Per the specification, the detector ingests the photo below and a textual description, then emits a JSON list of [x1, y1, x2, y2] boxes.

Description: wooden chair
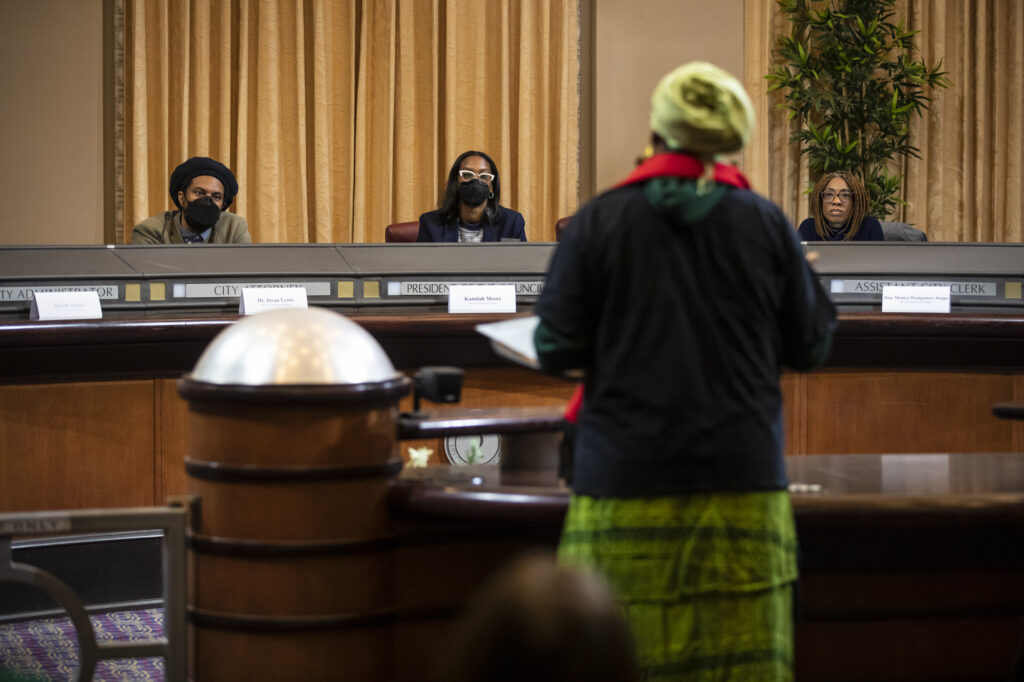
[[385, 221, 419, 243]]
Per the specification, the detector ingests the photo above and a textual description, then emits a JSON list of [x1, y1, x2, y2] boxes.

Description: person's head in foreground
[[441, 553, 640, 682]]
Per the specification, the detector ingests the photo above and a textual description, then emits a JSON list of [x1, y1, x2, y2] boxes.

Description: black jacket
[[536, 182, 836, 497], [416, 208, 526, 242]]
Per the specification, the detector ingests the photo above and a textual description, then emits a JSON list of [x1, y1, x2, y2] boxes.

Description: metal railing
[[0, 505, 187, 681]]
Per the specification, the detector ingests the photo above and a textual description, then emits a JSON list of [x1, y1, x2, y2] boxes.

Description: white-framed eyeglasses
[[822, 190, 852, 203], [458, 169, 495, 183]]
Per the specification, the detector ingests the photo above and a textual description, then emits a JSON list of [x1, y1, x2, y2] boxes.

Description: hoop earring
[[488, 191, 494, 199]]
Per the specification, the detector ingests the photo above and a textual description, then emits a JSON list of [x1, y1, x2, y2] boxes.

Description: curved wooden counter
[[390, 454, 1024, 682], [1, 311, 1023, 512], [3, 310, 1024, 382]]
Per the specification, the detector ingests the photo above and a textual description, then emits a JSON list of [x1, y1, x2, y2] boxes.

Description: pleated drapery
[[744, 0, 1023, 242], [125, 0, 580, 244]]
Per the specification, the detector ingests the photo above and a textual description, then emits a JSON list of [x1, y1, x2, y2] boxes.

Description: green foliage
[[464, 440, 483, 464], [765, 0, 950, 217]]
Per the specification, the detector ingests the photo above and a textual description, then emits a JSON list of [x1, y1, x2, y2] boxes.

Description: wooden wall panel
[[425, 367, 577, 410], [781, 373, 806, 455], [796, 617, 1022, 681], [804, 371, 1018, 455], [396, 367, 576, 466], [0, 381, 155, 511], [157, 378, 190, 502], [2, 366, 1021, 513]]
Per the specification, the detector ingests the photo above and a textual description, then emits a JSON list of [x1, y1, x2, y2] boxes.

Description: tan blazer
[[130, 210, 251, 244]]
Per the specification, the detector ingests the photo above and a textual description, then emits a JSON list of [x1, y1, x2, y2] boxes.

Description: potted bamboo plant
[[766, 0, 950, 218]]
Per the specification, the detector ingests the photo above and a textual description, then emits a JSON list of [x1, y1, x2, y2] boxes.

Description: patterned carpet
[[0, 608, 164, 681]]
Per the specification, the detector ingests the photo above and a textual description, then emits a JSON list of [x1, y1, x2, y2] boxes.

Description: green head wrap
[[649, 61, 754, 156]]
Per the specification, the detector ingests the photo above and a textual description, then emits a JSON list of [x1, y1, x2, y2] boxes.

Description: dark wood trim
[[994, 403, 1024, 421], [184, 457, 403, 483], [188, 533, 395, 557], [188, 605, 397, 632], [2, 311, 1024, 384], [188, 603, 459, 632], [177, 375, 411, 406], [388, 479, 570, 524], [397, 406, 566, 438], [830, 313, 1024, 370]]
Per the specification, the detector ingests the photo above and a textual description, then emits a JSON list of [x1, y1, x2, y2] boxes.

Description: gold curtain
[[744, 0, 1023, 242], [125, 0, 580, 244]]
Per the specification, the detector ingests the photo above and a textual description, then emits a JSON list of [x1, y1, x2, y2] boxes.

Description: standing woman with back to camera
[[535, 61, 837, 681], [417, 150, 527, 242]]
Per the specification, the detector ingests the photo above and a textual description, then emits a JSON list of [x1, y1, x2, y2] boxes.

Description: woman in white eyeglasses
[[417, 150, 527, 242], [797, 171, 884, 241]]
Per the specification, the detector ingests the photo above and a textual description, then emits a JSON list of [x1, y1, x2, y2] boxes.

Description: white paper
[[30, 291, 102, 321], [881, 285, 950, 313], [239, 287, 308, 315], [448, 284, 516, 314], [475, 316, 540, 369]]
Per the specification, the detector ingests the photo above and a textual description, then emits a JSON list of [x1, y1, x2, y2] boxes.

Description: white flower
[[407, 446, 433, 468]]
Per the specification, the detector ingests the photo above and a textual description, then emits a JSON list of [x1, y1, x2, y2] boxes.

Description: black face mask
[[458, 180, 490, 208], [183, 196, 221, 230]]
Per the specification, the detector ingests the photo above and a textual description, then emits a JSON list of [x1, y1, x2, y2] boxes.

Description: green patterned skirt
[[558, 492, 798, 681]]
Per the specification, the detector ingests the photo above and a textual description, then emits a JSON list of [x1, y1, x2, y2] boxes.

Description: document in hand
[[475, 315, 540, 370]]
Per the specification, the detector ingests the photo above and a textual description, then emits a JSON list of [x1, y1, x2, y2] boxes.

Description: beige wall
[[0, 0, 104, 245], [594, 0, 745, 194]]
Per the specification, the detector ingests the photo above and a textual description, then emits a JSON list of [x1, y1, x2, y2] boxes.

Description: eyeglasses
[[822, 190, 852, 203], [458, 169, 495, 183]]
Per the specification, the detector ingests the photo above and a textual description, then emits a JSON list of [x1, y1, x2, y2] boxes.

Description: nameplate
[[30, 291, 103, 321], [881, 285, 950, 313], [239, 287, 308, 315], [448, 284, 516, 314], [386, 280, 544, 297], [174, 281, 331, 299], [1, 285, 118, 302], [831, 278, 997, 297]]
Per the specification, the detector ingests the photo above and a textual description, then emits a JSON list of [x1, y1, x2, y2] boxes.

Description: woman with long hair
[[797, 171, 884, 241], [417, 151, 526, 242]]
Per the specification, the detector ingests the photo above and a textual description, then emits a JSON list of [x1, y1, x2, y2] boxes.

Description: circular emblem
[[444, 434, 501, 465]]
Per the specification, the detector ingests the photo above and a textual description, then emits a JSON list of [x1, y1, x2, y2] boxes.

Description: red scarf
[[616, 152, 750, 190]]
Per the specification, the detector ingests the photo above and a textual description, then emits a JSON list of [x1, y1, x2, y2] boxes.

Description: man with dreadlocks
[[797, 171, 884, 241], [534, 61, 836, 680]]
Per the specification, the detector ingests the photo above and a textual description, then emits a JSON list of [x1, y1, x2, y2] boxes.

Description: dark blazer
[[416, 208, 527, 242], [797, 216, 884, 241]]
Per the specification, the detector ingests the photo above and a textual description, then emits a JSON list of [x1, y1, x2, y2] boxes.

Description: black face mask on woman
[[458, 180, 490, 208], [183, 196, 221, 230]]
